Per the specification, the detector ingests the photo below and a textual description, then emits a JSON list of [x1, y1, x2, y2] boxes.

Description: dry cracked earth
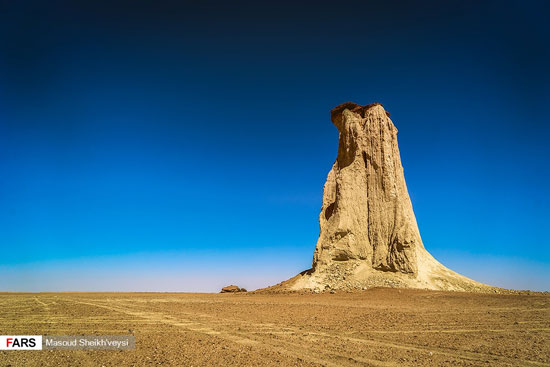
[[0, 289, 548, 366]]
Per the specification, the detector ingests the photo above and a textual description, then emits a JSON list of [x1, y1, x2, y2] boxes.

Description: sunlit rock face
[[313, 102, 420, 275]]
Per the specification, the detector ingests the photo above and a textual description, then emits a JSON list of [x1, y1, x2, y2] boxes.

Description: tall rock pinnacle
[[269, 102, 492, 292], [313, 102, 420, 274]]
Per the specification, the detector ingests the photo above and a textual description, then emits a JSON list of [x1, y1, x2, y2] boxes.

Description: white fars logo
[[0, 336, 42, 350]]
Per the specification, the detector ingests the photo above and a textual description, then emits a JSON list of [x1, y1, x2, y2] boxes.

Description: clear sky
[[1, 1, 549, 291]]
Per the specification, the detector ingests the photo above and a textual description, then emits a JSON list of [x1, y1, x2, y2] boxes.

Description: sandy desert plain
[[0, 288, 549, 367]]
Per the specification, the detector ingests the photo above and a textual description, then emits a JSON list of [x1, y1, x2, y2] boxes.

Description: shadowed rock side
[[265, 102, 494, 293]]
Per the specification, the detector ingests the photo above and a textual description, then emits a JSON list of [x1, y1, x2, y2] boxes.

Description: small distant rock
[[221, 285, 247, 293]]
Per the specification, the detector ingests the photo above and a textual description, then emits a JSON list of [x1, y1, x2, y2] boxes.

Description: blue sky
[[1, 1, 549, 291]]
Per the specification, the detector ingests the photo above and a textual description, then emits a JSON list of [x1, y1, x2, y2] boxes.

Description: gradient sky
[[1, 1, 549, 292]]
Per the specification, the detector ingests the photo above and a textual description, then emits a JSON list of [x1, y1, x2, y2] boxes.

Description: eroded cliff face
[[264, 102, 492, 293], [313, 102, 421, 275]]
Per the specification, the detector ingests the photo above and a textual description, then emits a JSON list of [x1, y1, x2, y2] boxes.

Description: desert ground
[[0, 289, 548, 367]]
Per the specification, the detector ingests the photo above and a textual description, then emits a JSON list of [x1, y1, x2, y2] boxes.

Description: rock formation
[[268, 102, 492, 292], [221, 285, 247, 293]]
